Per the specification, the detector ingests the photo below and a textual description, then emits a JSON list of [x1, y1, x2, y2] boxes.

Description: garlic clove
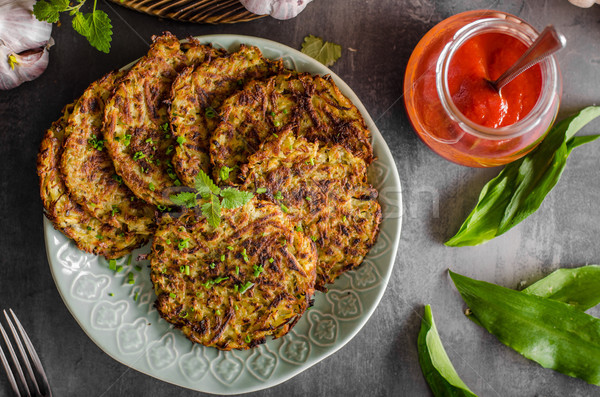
[[0, 40, 52, 90], [240, 0, 314, 20], [568, 0, 597, 7], [0, 0, 53, 90]]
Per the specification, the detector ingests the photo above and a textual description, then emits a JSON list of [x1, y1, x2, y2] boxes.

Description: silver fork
[[0, 309, 52, 397]]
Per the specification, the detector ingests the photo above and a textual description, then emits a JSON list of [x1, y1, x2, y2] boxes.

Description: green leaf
[[169, 191, 197, 208], [567, 134, 600, 153], [523, 265, 600, 311], [72, 12, 90, 37], [81, 10, 112, 53], [220, 188, 253, 210], [194, 169, 221, 197], [301, 35, 342, 67], [201, 194, 221, 228], [418, 305, 478, 397], [446, 107, 600, 246], [33, 0, 68, 23], [219, 166, 231, 181], [449, 270, 600, 385]]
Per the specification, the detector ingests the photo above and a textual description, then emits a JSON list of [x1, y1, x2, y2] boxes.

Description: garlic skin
[[0, 0, 53, 90], [568, 0, 599, 7], [240, 0, 314, 20]]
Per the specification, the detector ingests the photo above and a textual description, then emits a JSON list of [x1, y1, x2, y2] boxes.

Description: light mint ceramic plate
[[44, 34, 402, 395]]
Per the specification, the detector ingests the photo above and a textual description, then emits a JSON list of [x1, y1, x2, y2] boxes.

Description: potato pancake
[[38, 105, 148, 259], [241, 128, 381, 291], [210, 72, 374, 184], [104, 33, 225, 206], [150, 199, 317, 350], [60, 71, 156, 235], [169, 45, 283, 187]]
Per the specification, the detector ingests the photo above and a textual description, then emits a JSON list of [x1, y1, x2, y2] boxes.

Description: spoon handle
[[492, 25, 566, 91]]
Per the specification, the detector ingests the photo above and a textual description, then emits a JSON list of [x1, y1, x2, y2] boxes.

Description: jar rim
[[436, 16, 560, 140]]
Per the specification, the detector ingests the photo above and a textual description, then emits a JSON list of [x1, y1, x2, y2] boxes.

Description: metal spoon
[[487, 25, 566, 92]]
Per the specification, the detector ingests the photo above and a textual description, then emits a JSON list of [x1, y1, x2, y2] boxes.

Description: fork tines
[[0, 309, 52, 397]]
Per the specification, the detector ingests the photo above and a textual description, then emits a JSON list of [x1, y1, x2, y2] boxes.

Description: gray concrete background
[[1, 0, 600, 395]]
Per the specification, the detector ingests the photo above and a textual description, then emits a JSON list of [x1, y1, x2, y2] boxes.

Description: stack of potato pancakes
[[38, 32, 381, 350]]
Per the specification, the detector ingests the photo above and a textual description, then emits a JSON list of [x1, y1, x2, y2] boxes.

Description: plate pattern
[[45, 35, 402, 395]]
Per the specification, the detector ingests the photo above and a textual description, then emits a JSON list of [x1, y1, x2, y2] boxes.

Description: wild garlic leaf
[[220, 188, 253, 210], [450, 270, 600, 386], [446, 106, 600, 247], [522, 265, 600, 311], [201, 194, 221, 228], [170, 191, 197, 208], [194, 170, 221, 197], [418, 305, 478, 397], [82, 10, 112, 54], [301, 35, 342, 67]]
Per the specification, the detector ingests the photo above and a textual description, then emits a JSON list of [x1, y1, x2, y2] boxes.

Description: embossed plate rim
[[44, 34, 402, 395]]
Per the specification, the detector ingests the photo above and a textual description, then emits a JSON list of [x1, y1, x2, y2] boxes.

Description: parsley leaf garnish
[[201, 194, 222, 228], [33, 0, 113, 53], [220, 188, 254, 209], [194, 170, 221, 197], [169, 170, 253, 228], [169, 191, 197, 208], [301, 35, 342, 67]]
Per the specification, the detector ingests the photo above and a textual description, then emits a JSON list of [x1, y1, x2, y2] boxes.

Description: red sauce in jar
[[404, 11, 561, 168], [448, 33, 542, 128]]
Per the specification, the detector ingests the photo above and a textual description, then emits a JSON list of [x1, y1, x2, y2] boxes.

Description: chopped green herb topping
[[161, 122, 169, 132], [220, 254, 225, 262], [210, 262, 216, 269], [311, 236, 318, 242], [109, 259, 117, 271], [148, 182, 155, 191], [239, 282, 254, 294], [112, 174, 123, 185], [169, 292, 177, 299], [133, 151, 145, 161], [268, 258, 274, 263], [256, 187, 267, 194], [280, 204, 289, 213], [241, 248, 249, 262], [205, 107, 217, 119], [166, 145, 174, 155], [245, 335, 252, 343], [177, 136, 186, 147], [145, 137, 154, 144], [296, 225, 303, 232], [88, 134, 105, 151], [219, 166, 231, 181], [274, 191, 283, 200], [178, 238, 189, 251], [253, 264, 264, 277], [127, 272, 135, 284]]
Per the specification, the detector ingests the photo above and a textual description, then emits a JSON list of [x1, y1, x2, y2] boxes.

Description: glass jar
[[404, 10, 562, 167]]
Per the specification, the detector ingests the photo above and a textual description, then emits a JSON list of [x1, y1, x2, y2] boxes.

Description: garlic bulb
[[0, 0, 53, 90], [240, 0, 314, 20], [568, 0, 599, 7]]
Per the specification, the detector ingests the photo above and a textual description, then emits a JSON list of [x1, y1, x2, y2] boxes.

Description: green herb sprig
[[170, 170, 253, 228], [446, 107, 600, 247], [33, 0, 113, 53]]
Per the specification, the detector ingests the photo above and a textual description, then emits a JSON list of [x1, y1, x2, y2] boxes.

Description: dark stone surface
[[1, 0, 600, 395]]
